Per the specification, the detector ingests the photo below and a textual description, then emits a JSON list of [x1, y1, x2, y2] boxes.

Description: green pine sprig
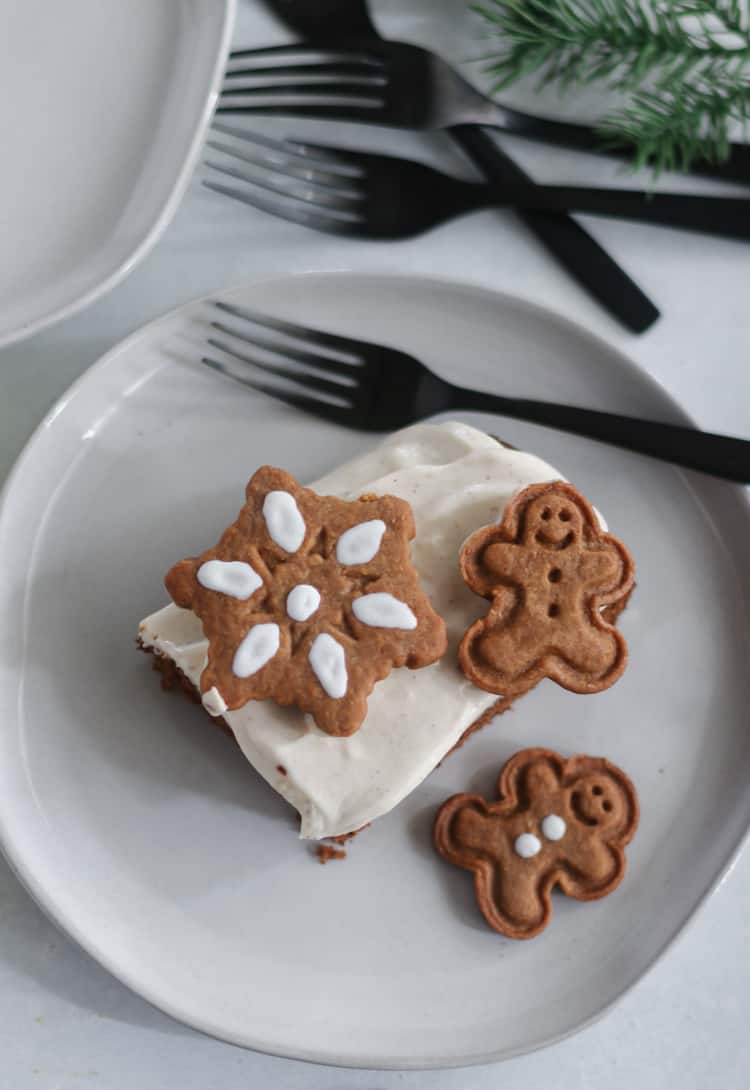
[[473, 0, 750, 174]]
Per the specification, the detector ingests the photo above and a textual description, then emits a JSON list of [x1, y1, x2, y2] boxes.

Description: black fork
[[203, 129, 750, 241], [221, 38, 750, 186], [229, 0, 660, 334], [261, 0, 378, 41], [202, 300, 750, 482]]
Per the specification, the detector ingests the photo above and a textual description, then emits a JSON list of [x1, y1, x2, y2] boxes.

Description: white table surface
[[1, 2, 749, 1086]]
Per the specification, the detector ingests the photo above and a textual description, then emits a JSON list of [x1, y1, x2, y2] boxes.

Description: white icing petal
[[287, 584, 321, 622], [352, 593, 417, 630], [514, 832, 541, 859], [336, 519, 386, 565], [541, 814, 566, 841], [263, 490, 306, 552], [197, 559, 262, 600], [309, 633, 348, 699], [202, 686, 228, 717], [232, 623, 280, 678]]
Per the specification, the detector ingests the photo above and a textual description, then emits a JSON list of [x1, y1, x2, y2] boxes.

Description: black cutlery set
[[200, 0, 750, 482]]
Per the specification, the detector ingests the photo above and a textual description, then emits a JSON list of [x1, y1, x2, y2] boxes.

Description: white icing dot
[[197, 559, 262, 600], [336, 519, 386, 565], [263, 491, 306, 552], [309, 633, 347, 699], [352, 593, 417, 630], [514, 832, 541, 859], [201, 686, 228, 717], [287, 583, 320, 622], [232, 623, 280, 678], [541, 814, 566, 841]]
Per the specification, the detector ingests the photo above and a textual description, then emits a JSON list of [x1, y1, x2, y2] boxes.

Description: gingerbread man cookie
[[165, 466, 447, 737], [434, 748, 639, 939], [459, 482, 634, 698]]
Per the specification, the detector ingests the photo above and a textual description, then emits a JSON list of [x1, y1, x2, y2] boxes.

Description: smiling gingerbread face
[[568, 770, 633, 834], [521, 490, 584, 548]]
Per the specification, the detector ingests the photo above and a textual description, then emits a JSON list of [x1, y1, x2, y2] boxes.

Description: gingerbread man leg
[[463, 614, 548, 695], [550, 621, 627, 692]]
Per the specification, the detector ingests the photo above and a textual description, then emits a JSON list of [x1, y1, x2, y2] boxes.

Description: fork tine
[[205, 131, 365, 194], [227, 45, 384, 68], [211, 121, 364, 175], [211, 300, 374, 359], [206, 138, 363, 195], [201, 177, 363, 236], [206, 336, 357, 397], [201, 356, 356, 427], [223, 63, 387, 86], [204, 156, 364, 211], [208, 320, 363, 378], [284, 140, 374, 174], [217, 99, 387, 121], [218, 83, 385, 110]]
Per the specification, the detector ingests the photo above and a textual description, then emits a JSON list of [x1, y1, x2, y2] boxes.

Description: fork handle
[[452, 126, 659, 333], [474, 103, 750, 186], [496, 185, 750, 241], [453, 389, 750, 481]]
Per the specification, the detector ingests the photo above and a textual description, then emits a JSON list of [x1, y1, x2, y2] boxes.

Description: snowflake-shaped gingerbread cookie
[[165, 466, 447, 736]]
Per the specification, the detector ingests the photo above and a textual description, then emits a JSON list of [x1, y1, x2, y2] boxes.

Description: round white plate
[[0, 0, 235, 349], [1, 273, 749, 1068]]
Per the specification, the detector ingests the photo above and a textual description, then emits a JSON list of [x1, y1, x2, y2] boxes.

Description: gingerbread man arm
[[477, 540, 534, 587], [577, 547, 622, 588], [578, 536, 634, 607], [497, 748, 562, 800], [460, 529, 530, 599]]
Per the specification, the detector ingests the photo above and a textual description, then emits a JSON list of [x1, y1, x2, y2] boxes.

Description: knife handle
[[451, 124, 660, 334]]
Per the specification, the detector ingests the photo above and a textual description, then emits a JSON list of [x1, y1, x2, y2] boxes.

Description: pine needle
[[474, 0, 750, 173]]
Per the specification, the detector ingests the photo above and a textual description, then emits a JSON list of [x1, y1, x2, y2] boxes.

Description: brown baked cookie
[[434, 747, 639, 939], [165, 466, 447, 736], [459, 482, 634, 698]]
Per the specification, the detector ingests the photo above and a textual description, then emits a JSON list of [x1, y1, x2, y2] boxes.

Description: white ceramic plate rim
[[0, 0, 236, 351], [1, 270, 748, 1069]]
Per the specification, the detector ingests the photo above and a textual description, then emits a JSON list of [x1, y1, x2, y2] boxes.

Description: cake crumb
[[316, 844, 347, 864], [330, 823, 370, 845]]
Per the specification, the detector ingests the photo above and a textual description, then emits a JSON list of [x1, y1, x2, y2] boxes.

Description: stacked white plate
[[0, 0, 234, 349]]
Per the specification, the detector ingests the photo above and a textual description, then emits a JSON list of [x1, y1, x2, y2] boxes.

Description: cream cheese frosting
[[138, 421, 571, 839]]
